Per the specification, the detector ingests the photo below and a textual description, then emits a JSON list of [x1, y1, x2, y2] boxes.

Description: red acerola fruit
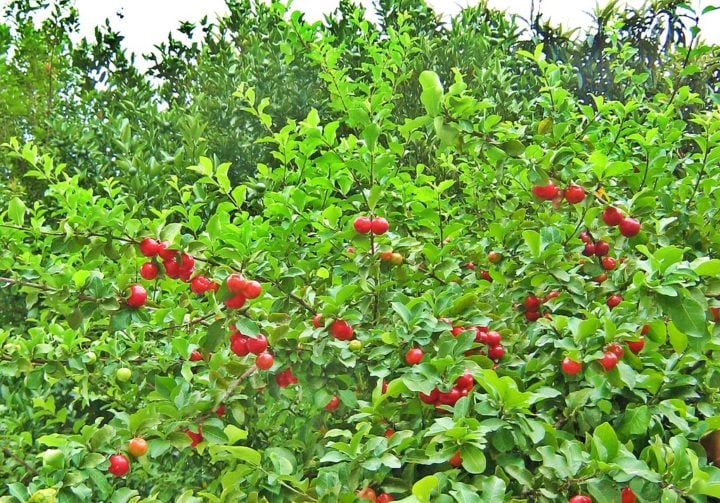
[[621, 487, 636, 503], [371, 217, 389, 235], [711, 307, 720, 322], [353, 216, 372, 234], [230, 336, 249, 357], [246, 334, 268, 355], [178, 253, 195, 272], [593, 273, 608, 284], [226, 273, 247, 294], [255, 352, 274, 370], [419, 388, 440, 404], [641, 324, 650, 335], [582, 243, 596, 256], [466, 262, 475, 270], [330, 319, 354, 341], [190, 275, 213, 294], [594, 240, 610, 257], [163, 258, 181, 278], [127, 284, 147, 308], [189, 350, 203, 362], [384, 428, 394, 439], [224, 293, 247, 309], [543, 290, 561, 303], [488, 344, 505, 360], [532, 181, 559, 200], [524, 295, 541, 311], [157, 242, 176, 260], [627, 338, 645, 354], [569, 496, 592, 503], [312, 314, 323, 328], [601, 256, 617, 270], [561, 357, 582, 375], [485, 330, 502, 347], [275, 368, 298, 387], [619, 217, 641, 237], [599, 351, 619, 371], [381, 380, 388, 394], [607, 294, 623, 309], [455, 372, 474, 390], [525, 310, 541, 321], [606, 342, 625, 359], [579, 230, 592, 243], [357, 487, 376, 501], [405, 348, 424, 365], [108, 453, 130, 477], [487, 251, 501, 263], [602, 206, 624, 226], [138, 238, 161, 257], [242, 280, 262, 299], [565, 184, 585, 204], [216, 404, 225, 417], [140, 262, 159, 280], [449, 450, 463, 467], [325, 395, 340, 411], [480, 269, 493, 282], [376, 494, 394, 503], [185, 427, 203, 448]]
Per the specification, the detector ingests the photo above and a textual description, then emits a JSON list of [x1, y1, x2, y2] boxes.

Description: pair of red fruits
[[353, 216, 389, 235]]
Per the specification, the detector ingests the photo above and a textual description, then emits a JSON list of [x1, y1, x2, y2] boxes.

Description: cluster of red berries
[[419, 371, 474, 407], [358, 487, 394, 502], [139, 238, 215, 287], [353, 216, 389, 235], [520, 291, 559, 322], [533, 181, 585, 204], [602, 206, 640, 237], [229, 326, 274, 370], [446, 322, 506, 362], [275, 368, 298, 388], [569, 486, 635, 503], [562, 326, 646, 376]]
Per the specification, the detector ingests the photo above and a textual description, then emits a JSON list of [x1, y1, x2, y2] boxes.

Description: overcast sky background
[[3, 0, 719, 59]]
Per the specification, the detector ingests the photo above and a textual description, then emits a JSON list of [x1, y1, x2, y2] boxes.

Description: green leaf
[[523, 230, 541, 258], [202, 425, 228, 444], [391, 302, 412, 325], [368, 185, 382, 211], [419, 71, 443, 117], [233, 317, 260, 336], [224, 425, 248, 445], [461, 444, 487, 474], [659, 293, 708, 342], [203, 319, 225, 352], [692, 258, 720, 277], [499, 140, 525, 157], [8, 197, 26, 225], [591, 422, 619, 462], [412, 475, 439, 503], [618, 405, 650, 437]]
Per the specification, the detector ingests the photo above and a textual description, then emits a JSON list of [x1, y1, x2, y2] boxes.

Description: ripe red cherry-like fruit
[[384, 428, 394, 439], [189, 350, 203, 362], [405, 348, 424, 365], [602, 206, 623, 226], [711, 307, 720, 322], [190, 275, 213, 294], [543, 290, 561, 302], [619, 217, 641, 237], [485, 331, 502, 347], [455, 372, 474, 390], [357, 487, 376, 501], [376, 494, 394, 503], [480, 270, 493, 282], [226, 274, 247, 294], [330, 319, 354, 340], [561, 357, 582, 375], [108, 453, 130, 477], [419, 387, 440, 404], [524, 295, 541, 311], [127, 284, 147, 308], [325, 395, 340, 411], [594, 273, 608, 284], [353, 216, 372, 234], [164, 258, 181, 278], [157, 242, 176, 261], [599, 351, 619, 371], [466, 262, 475, 270], [242, 280, 262, 299], [532, 181, 559, 200], [594, 240, 610, 257], [371, 217, 390, 235], [601, 256, 617, 270], [246, 334, 268, 354], [312, 314, 323, 328], [579, 230, 592, 243], [525, 310, 541, 321], [255, 352, 274, 370], [139, 238, 161, 257], [140, 262, 159, 280], [488, 344, 505, 360], [487, 251, 501, 263], [582, 243, 596, 256], [621, 487, 636, 503], [641, 324, 650, 335], [224, 293, 247, 309], [627, 338, 645, 354], [230, 336, 249, 356], [606, 342, 625, 359], [607, 294, 623, 309], [128, 438, 148, 457], [449, 450, 463, 467], [216, 404, 225, 417], [565, 184, 585, 204], [569, 496, 592, 503]]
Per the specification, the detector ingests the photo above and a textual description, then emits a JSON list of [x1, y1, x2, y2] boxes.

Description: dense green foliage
[[2, 0, 720, 502]]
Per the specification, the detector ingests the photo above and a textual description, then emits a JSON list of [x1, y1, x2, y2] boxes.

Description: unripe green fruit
[[116, 367, 131, 382], [86, 351, 96, 364], [349, 340, 363, 351], [41, 449, 64, 469]]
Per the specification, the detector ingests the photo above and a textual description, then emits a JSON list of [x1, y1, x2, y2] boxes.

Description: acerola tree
[[2, 1, 720, 502]]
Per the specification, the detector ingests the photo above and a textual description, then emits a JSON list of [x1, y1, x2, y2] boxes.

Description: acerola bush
[[2, 1, 720, 502]]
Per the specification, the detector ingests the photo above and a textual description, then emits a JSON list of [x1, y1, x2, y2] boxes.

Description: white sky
[[3, 0, 719, 59]]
